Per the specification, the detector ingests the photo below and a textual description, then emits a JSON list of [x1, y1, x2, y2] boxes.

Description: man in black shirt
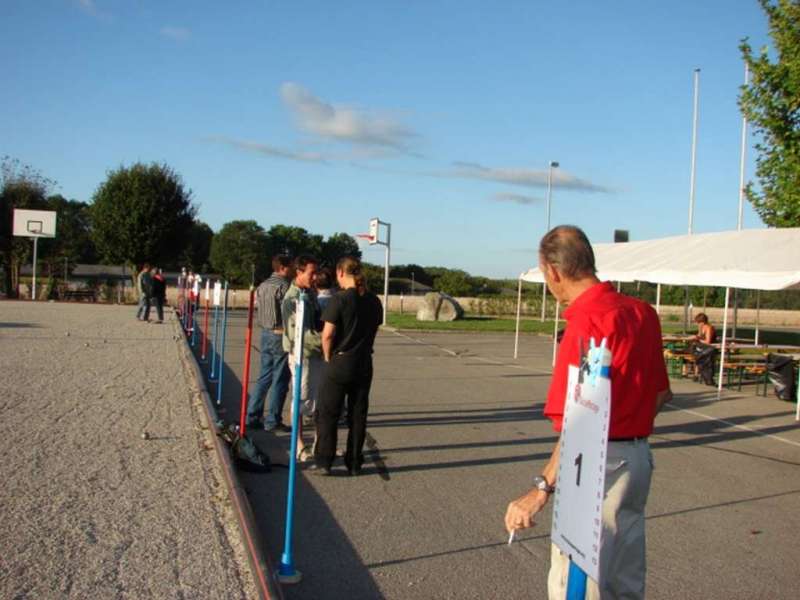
[[315, 257, 382, 475]]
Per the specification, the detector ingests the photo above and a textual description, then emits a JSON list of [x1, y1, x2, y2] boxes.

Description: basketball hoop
[[356, 233, 376, 244]]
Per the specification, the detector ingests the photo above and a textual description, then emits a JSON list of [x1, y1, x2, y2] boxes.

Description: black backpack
[[217, 422, 271, 472]]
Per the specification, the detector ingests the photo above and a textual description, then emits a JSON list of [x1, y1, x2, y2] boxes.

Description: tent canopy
[[519, 228, 800, 291]]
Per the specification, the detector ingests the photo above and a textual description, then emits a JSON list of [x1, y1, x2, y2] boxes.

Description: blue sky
[[1, 1, 771, 277]]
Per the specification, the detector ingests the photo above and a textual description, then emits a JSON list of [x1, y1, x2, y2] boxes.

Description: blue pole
[[216, 282, 229, 406], [209, 297, 221, 381], [181, 278, 187, 331], [279, 293, 306, 584], [566, 561, 587, 600]]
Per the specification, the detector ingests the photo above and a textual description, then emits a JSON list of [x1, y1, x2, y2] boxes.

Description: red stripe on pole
[[239, 288, 256, 435]]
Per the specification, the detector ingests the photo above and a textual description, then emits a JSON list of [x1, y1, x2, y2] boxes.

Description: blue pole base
[[567, 561, 588, 600], [278, 561, 302, 584]]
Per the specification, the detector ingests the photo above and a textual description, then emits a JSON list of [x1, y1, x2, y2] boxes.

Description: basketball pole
[[31, 237, 38, 301]]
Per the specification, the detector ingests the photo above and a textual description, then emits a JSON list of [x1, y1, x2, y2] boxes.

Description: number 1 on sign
[[574, 453, 583, 487]]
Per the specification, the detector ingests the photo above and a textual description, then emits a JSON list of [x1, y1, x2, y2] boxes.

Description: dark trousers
[[151, 296, 164, 321], [315, 364, 373, 471]]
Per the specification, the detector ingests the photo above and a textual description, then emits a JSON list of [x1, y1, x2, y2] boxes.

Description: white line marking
[[666, 404, 800, 449]]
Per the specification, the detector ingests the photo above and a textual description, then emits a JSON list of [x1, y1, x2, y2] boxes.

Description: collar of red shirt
[[562, 281, 614, 321]]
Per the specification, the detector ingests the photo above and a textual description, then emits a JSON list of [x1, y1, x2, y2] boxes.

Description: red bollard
[[239, 287, 256, 435]]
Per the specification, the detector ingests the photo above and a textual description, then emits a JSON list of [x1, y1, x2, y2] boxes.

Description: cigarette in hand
[[508, 529, 516, 545]]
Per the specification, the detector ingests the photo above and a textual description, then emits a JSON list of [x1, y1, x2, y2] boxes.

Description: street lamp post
[[541, 160, 559, 322]]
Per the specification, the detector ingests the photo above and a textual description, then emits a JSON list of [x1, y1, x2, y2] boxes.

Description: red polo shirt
[[544, 282, 669, 438]]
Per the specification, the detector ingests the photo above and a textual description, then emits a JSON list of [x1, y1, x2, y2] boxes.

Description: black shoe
[[309, 464, 332, 476], [275, 423, 292, 433], [348, 466, 362, 477]]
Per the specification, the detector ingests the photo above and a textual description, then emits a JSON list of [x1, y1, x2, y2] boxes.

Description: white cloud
[[160, 26, 191, 42], [76, 0, 111, 20], [445, 161, 612, 193], [280, 82, 417, 152], [491, 192, 542, 205], [206, 136, 327, 164]]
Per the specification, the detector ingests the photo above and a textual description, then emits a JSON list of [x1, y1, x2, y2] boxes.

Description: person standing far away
[[314, 256, 383, 476], [135, 263, 152, 321], [281, 255, 323, 462], [246, 255, 294, 432], [150, 267, 166, 324], [504, 225, 672, 600]]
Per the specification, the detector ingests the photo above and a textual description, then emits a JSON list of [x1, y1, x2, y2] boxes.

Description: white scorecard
[[213, 281, 222, 307], [551, 341, 612, 583], [13, 209, 57, 238]]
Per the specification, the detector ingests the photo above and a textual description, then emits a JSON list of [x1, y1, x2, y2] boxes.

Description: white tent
[[514, 228, 800, 416]]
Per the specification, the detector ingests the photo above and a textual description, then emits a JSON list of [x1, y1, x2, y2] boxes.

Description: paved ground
[[197, 309, 800, 600], [1, 302, 256, 600]]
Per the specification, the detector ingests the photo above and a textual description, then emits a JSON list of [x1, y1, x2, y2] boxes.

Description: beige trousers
[[548, 439, 653, 600], [288, 354, 323, 418]]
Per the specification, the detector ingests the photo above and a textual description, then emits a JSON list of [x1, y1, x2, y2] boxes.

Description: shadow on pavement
[[190, 312, 384, 599]]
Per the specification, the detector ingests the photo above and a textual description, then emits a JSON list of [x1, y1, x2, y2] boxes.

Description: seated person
[[692, 313, 717, 345]]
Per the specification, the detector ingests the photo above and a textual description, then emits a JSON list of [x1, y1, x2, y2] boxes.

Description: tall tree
[[0, 157, 54, 296], [43, 195, 96, 270], [90, 162, 196, 270], [180, 221, 214, 272], [739, 0, 800, 226], [264, 224, 323, 259], [320, 232, 361, 267], [209, 220, 270, 285]]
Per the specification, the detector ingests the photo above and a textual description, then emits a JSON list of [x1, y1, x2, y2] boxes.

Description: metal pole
[[716, 287, 731, 400], [655, 283, 662, 316], [209, 289, 221, 381], [688, 68, 700, 235], [541, 161, 557, 322], [216, 282, 229, 406], [31, 237, 38, 300], [514, 278, 522, 359], [737, 62, 750, 231], [552, 301, 560, 367], [383, 222, 391, 326], [279, 293, 306, 584], [754, 290, 761, 346], [239, 287, 256, 436]]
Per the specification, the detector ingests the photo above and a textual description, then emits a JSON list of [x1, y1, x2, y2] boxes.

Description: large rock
[[416, 292, 464, 322]]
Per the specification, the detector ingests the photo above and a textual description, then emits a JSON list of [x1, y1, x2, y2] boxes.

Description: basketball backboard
[[368, 218, 379, 245], [13, 209, 57, 238]]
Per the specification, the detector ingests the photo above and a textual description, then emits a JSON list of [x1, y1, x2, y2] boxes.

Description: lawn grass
[[386, 313, 557, 334]]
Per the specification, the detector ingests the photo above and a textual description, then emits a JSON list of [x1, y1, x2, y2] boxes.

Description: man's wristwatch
[[533, 475, 555, 494]]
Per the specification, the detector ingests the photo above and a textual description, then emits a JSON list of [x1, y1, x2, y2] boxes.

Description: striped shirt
[[254, 273, 290, 330]]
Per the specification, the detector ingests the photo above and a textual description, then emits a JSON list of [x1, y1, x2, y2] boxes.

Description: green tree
[[209, 220, 269, 285], [434, 270, 473, 296], [43, 195, 96, 269], [320, 232, 361, 267], [180, 221, 214, 272], [264, 224, 323, 258], [739, 0, 800, 226], [0, 157, 54, 296], [90, 162, 196, 270]]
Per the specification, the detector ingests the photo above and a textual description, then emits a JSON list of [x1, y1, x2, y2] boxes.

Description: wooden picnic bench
[[62, 289, 97, 302]]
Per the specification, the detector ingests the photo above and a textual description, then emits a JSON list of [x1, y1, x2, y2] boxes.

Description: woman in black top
[[314, 256, 383, 475], [150, 268, 167, 323]]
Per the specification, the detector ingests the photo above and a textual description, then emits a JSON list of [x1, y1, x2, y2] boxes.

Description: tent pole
[[552, 302, 560, 367], [732, 289, 738, 340], [514, 278, 522, 359], [754, 290, 761, 346], [540, 282, 547, 322], [716, 287, 731, 401], [655, 283, 661, 316]]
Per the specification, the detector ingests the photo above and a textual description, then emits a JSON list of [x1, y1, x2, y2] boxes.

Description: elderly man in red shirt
[[505, 225, 672, 600]]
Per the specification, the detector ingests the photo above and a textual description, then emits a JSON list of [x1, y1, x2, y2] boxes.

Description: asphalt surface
[[194, 308, 800, 600]]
